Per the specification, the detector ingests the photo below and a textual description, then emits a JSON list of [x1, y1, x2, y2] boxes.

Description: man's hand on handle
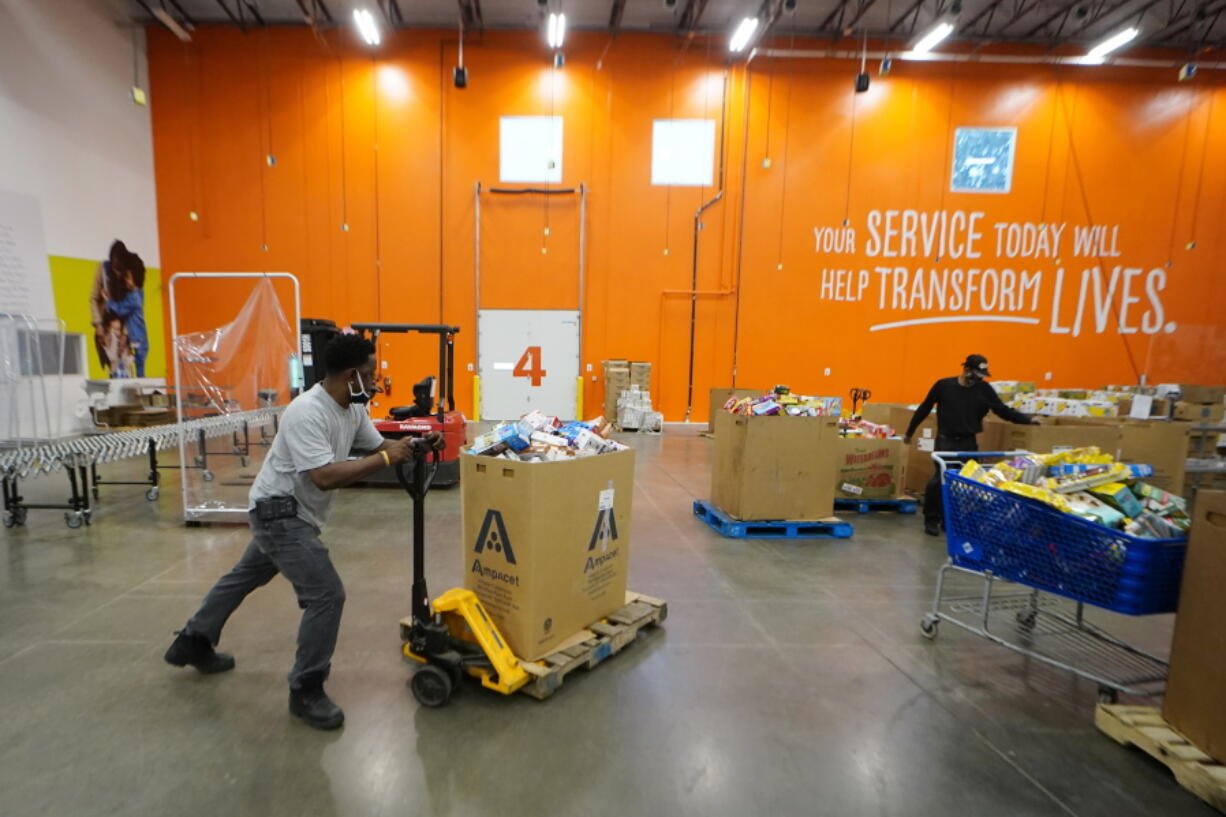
[[409, 431, 445, 455], [382, 437, 415, 465]]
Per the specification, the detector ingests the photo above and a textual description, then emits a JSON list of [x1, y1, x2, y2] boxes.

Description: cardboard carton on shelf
[[1163, 490, 1226, 763], [1173, 401, 1226, 423], [461, 448, 635, 661], [1177, 384, 1226, 405], [629, 361, 652, 390], [997, 420, 1122, 456], [711, 412, 838, 521]]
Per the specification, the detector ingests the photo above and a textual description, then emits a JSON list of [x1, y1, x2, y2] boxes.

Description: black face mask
[[348, 374, 375, 405]]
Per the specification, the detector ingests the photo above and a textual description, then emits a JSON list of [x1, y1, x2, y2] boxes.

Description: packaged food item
[[1066, 491, 1126, 527], [1133, 482, 1188, 513], [725, 391, 843, 417], [959, 460, 989, 483], [1090, 482, 1144, 517], [469, 413, 627, 461], [998, 481, 1072, 513], [954, 448, 1190, 539], [1046, 463, 1130, 494]]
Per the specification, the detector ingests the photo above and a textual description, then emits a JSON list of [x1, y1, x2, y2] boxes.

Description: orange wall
[[147, 27, 1226, 421]]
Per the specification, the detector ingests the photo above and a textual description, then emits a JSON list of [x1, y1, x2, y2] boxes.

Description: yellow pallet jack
[[396, 445, 529, 707]]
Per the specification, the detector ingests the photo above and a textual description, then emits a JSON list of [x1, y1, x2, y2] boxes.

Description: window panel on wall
[[499, 116, 563, 184], [651, 119, 715, 187]]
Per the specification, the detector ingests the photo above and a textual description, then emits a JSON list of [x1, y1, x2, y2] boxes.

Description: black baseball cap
[[963, 354, 991, 377]]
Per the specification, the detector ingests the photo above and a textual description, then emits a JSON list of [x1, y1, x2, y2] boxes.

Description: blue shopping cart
[[920, 451, 1189, 702]]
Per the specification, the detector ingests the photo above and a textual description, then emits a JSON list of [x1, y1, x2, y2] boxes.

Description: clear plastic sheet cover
[[173, 277, 296, 416]]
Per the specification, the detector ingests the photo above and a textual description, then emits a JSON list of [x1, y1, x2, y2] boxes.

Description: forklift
[[395, 442, 530, 707], [351, 323, 467, 488]]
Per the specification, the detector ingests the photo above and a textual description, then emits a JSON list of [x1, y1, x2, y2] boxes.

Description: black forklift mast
[[351, 323, 460, 423]]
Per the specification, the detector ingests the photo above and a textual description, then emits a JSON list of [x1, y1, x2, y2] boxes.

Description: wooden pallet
[[517, 592, 667, 700], [1096, 704, 1226, 814]]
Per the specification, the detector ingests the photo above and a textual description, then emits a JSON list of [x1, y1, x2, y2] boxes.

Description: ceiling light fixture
[[353, 8, 381, 46], [910, 21, 954, 55], [1079, 26, 1139, 65], [729, 17, 760, 53], [546, 12, 566, 49]]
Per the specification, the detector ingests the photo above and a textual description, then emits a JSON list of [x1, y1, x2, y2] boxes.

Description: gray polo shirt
[[249, 383, 384, 529]]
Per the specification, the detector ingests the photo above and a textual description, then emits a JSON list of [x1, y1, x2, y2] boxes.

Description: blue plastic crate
[[941, 473, 1187, 615]]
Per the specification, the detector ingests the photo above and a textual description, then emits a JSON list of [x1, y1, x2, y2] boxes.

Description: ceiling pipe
[[751, 46, 1226, 69]]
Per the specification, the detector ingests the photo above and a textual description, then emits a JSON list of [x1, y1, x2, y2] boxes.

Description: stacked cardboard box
[[602, 359, 651, 421], [1172, 383, 1226, 423]]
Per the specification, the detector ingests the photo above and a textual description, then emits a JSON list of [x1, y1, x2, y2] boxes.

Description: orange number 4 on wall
[[513, 346, 547, 387]]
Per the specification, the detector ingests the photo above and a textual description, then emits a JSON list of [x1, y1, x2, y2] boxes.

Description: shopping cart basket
[[920, 451, 1188, 701]]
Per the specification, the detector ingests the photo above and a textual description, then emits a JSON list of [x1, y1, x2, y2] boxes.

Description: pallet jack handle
[[395, 441, 441, 624]]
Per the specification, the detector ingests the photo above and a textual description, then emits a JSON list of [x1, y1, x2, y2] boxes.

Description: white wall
[[0, 0, 159, 266]]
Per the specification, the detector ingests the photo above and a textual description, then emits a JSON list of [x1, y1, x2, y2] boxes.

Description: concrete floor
[[0, 427, 1214, 817]]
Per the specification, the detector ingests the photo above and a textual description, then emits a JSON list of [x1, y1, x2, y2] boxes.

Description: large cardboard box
[[1173, 401, 1225, 423], [461, 449, 634, 661], [603, 364, 631, 418], [861, 403, 918, 436], [1163, 490, 1226, 763], [629, 362, 652, 390], [835, 438, 906, 499], [860, 404, 934, 495], [707, 387, 760, 432], [1188, 430, 1223, 458], [1056, 417, 1190, 494], [997, 421, 1122, 455], [711, 412, 838, 521], [1178, 384, 1226, 405]]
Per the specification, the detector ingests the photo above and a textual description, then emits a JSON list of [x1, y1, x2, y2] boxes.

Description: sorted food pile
[[468, 411, 629, 462], [958, 447, 1189, 539], [723, 387, 843, 418], [837, 417, 896, 439]]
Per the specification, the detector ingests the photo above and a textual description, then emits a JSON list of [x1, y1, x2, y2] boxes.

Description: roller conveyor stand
[[2, 407, 283, 529]]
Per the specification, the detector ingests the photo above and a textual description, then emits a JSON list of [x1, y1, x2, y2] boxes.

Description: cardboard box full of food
[[462, 449, 634, 661]]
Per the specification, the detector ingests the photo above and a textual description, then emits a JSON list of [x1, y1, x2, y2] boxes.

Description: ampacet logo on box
[[471, 509, 520, 586], [584, 505, 620, 574]]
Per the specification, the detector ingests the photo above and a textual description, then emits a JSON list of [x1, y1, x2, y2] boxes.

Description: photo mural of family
[[90, 240, 148, 378]]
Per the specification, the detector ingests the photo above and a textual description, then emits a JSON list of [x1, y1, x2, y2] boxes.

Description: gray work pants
[[184, 512, 345, 689]]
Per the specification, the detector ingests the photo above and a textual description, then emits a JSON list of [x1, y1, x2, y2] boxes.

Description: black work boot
[[163, 630, 235, 674], [923, 520, 942, 537], [289, 682, 345, 730]]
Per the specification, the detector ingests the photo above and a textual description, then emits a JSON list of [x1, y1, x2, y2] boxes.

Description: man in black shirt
[[904, 354, 1039, 536]]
